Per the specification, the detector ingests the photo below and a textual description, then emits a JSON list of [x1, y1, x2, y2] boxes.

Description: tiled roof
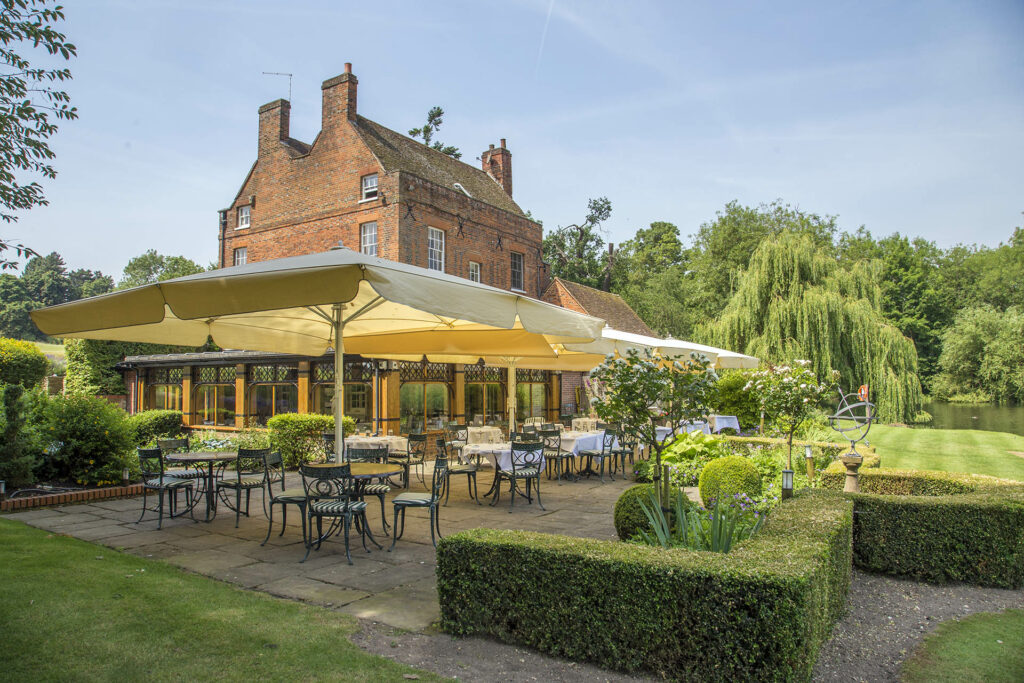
[[547, 278, 656, 337], [353, 116, 527, 218]]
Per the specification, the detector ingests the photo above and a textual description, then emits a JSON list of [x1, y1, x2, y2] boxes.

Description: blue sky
[[10, 0, 1024, 277]]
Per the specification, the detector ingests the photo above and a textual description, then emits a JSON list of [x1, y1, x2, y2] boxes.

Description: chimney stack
[[481, 138, 513, 197], [322, 63, 358, 128], [257, 99, 290, 157]]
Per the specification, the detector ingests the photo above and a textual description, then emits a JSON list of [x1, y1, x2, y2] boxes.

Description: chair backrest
[[137, 447, 164, 480], [407, 433, 428, 457], [299, 463, 354, 501], [522, 424, 538, 437], [452, 425, 468, 442], [510, 441, 544, 473], [596, 421, 609, 431], [600, 429, 618, 453], [539, 429, 561, 453], [235, 447, 270, 480], [430, 440, 449, 503], [262, 451, 285, 488], [347, 445, 387, 463], [524, 416, 543, 426], [541, 423, 555, 431], [157, 437, 189, 454]]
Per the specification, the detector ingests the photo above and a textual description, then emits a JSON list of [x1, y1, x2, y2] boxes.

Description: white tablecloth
[[709, 415, 741, 433], [344, 435, 408, 454], [571, 417, 600, 432], [466, 426, 504, 445], [559, 430, 619, 456], [681, 421, 711, 435], [461, 442, 545, 472]]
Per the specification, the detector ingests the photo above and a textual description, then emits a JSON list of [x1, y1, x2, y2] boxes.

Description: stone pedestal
[[841, 454, 864, 493]]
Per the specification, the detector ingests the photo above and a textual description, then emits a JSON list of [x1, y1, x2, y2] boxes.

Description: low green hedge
[[613, 484, 694, 541], [124, 410, 184, 447], [723, 434, 875, 457], [438, 490, 853, 681], [821, 467, 1024, 588], [266, 413, 356, 467], [699, 455, 762, 507]]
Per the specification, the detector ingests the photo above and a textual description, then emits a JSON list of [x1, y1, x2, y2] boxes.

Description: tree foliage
[[0, 0, 77, 268], [0, 335, 46, 386], [931, 306, 1024, 403], [703, 232, 923, 422], [408, 106, 461, 159], [542, 197, 613, 289], [118, 249, 205, 289]]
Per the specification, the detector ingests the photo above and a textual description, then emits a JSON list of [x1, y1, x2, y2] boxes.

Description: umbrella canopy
[[31, 248, 604, 458]]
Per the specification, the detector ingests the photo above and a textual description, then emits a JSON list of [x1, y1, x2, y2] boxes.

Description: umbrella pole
[[333, 305, 345, 463], [507, 358, 517, 436]]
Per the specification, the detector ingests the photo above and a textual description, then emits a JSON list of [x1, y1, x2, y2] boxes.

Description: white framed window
[[510, 251, 524, 291], [428, 227, 445, 272], [360, 221, 378, 256], [361, 174, 379, 201], [468, 261, 481, 283], [237, 205, 250, 229], [233, 247, 247, 266]]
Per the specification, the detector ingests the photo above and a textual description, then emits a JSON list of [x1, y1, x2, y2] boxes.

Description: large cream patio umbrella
[[30, 248, 604, 460]]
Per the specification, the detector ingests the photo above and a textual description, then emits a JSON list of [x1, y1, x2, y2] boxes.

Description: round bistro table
[[165, 451, 237, 522]]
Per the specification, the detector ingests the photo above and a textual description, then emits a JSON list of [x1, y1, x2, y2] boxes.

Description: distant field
[[30, 341, 64, 359], [869, 424, 1024, 481]]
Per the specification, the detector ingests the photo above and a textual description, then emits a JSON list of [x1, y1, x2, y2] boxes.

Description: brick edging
[[1, 484, 143, 512]]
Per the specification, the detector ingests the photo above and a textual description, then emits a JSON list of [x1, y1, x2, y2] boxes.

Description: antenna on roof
[[262, 71, 293, 102]]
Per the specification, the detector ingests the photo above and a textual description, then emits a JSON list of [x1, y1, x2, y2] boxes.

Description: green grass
[[31, 340, 65, 359], [869, 424, 1024, 481], [901, 610, 1024, 683], [0, 519, 437, 681]]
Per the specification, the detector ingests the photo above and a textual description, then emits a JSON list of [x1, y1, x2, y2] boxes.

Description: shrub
[[711, 369, 760, 429], [661, 431, 732, 486], [699, 455, 762, 507], [0, 338, 49, 388], [614, 483, 694, 541], [266, 413, 356, 467], [124, 410, 184, 447], [636, 490, 765, 552], [36, 394, 136, 486], [0, 384, 39, 487], [820, 467, 1024, 588], [438, 490, 853, 681]]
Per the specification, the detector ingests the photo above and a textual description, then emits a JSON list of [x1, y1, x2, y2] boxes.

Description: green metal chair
[[300, 463, 381, 564], [136, 447, 195, 530], [156, 437, 203, 480], [492, 440, 545, 512], [389, 446, 448, 550], [261, 451, 307, 546], [540, 428, 572, 482], [390, 433, 426, 489], [216, 447, 270, 528], [439, 438, 480, 506], [347, 445, 391, 534], [579, 429, 618, 482]]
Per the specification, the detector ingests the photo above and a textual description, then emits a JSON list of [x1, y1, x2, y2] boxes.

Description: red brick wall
[[541, 279, 586, 314]]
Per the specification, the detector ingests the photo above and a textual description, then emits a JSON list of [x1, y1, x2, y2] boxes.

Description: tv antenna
[[262, 71, 293, 102]]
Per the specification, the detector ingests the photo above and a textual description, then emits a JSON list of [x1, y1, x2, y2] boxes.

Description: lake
[[923, 401, 1024, 436]]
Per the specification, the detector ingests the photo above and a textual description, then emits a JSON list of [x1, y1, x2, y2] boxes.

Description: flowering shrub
[[745, 360, 837, 470], [659, 431, 732, 486], [36, 394, 136, 486]]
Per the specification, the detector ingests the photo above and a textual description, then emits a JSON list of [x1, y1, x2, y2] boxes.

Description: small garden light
[[805, 444, 814, 482], [781, 469, 794, 499]]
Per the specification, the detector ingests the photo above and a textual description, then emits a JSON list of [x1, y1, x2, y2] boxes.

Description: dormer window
[[237, 205, 250, 229], [361, 173, 378, 201]]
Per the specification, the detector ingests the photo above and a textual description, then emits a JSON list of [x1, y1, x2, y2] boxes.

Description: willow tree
[[702, 232, 923, 422]]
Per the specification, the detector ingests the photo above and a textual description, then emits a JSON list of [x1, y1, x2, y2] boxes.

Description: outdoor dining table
[[304, 461, 405, 491], [709, 415, 741, 434], [571, 417, 600, 432], [466, 426, 504, 445], [344, 435, 409, 454], [461, 441, 547, 501], [164, 451, 237, 522]]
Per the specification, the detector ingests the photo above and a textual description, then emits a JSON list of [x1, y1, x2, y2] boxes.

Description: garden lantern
[[781, 469, 794, 499]]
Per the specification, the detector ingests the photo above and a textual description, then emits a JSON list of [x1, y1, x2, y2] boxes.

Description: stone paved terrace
[[5, 466, 636, 632]]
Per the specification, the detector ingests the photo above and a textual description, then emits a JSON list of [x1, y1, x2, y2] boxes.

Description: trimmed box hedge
[[820, 466, 1024, 588], [438, 490, 852, 681], [723, 434, 876, 457]]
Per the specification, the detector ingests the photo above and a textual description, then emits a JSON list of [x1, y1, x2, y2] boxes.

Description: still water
[[923, 401, 1024, 437]]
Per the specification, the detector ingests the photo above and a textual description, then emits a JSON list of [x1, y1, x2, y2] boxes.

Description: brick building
[[122, 65, 650, 434]]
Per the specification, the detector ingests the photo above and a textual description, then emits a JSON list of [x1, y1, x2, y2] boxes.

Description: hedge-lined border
[[0, 484, 143, 512], [438, 490, 852, 681], [723, 434, 876, 455], [820, 467, 1024, 588]]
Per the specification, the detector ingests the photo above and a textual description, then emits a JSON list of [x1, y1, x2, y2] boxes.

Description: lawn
[[901, 609, 1024, 683], [869, 424, 1024, 481], [0, 519, 436, 681], [31, 340, 65, 359]]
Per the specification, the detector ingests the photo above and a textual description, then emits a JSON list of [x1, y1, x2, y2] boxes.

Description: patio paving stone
[[258, 575, 370, 607], [165, 548, 260, 574]]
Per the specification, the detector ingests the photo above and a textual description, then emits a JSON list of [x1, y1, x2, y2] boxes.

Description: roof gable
[[543, 277, 656, 337], [352, 116, 526, 218]]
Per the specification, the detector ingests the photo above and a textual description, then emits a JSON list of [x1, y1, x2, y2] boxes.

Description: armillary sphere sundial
[[828, 387, 875, 492]]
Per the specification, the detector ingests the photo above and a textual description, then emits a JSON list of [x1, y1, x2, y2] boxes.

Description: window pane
[[465, 383, 483, 423], [195, 385, 235, 426], [532, 383, 546, 417], [275, 384, 298, 416], [344, 383, 371, 422], [428, 228, 444, 271], [360, 222, 377, 256], [485, 383, 503, 422], [238, 206, 250, 228], [314, 385, 334, 415], [469, 261, 480, 283], [425, 383, 449, 430], [400, 383, 424, 433], [511, 252, 524, 290], [361, 174, 378, 199]]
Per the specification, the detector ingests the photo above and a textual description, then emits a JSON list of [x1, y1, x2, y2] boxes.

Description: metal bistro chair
[[156, 437, 203, 481], [390, 433, 426, 489], [390, 448, 448, 550], [578, 429, 618, 482], [136, 447, 196, 530], [322, 431, 337, 461], [613, 428, 639, 475], [347, 445, 391, 534], [439, 438, 480, 505], [261, 451, 308, 546], [216, 447, 271, 528], [540, 428, 572, 483], [492, 440, 545, 512], [446, 424, 468, 461], [300, 463, 381, 564]]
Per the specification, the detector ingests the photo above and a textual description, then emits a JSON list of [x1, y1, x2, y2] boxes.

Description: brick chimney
[[481, 138, 512, 197], [258, 99, 290, 156], [322, 62, 358, 129]]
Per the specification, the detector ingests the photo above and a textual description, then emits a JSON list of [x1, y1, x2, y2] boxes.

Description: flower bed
[[1, 483, 143, 512], [820, 466, 1024, 588], [437, 490, 852, 681]]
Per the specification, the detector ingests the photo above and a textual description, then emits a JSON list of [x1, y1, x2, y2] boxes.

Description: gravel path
[[352, 569, 1024, 682]]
